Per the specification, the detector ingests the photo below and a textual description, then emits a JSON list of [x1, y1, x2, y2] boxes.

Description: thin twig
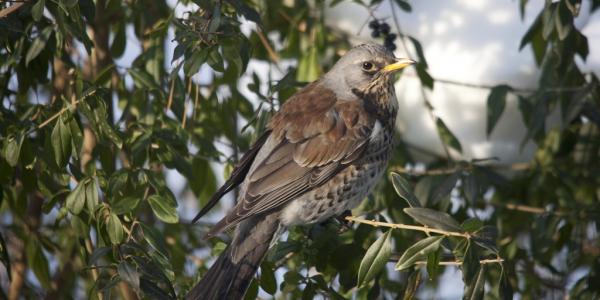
[[256, 28, 280, 64], [166, 78, 175, 112], [0, 1, 26, 18], [412, 257, 504, 266], [345, 216, 470, 239], [491, 202, 568, 216], [182, 78, 192, 128], [35, 101, 79, 130], [390, 161, 531, 176]]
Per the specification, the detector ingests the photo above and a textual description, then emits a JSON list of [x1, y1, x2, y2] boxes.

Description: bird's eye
[[361, 61, 374, 71]]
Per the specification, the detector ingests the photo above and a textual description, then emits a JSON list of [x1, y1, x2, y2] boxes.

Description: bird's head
[[323, 43, 415, 99]]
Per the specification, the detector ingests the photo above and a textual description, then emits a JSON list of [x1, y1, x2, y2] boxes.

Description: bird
[[186, 43, 415, 300]]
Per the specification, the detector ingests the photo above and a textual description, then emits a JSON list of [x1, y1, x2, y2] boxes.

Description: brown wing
[[206, 82, 374, 237], [191, 130, 271, 224]]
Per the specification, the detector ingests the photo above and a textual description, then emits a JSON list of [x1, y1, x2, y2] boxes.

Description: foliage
[[1, 0, 599, 299]]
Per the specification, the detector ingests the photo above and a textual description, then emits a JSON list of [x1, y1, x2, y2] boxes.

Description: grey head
[[322, 43, 415, 100]]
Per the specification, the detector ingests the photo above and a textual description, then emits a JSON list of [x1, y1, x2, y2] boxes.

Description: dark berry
[[386, 43, 397, 51], [371, 30, 380, 38], [386, 33, 397, 41], [379, 23, 390, 35], [368, 20, 379, 29]]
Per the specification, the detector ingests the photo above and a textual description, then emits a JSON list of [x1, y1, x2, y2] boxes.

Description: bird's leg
[[335, 210, 353, 233]]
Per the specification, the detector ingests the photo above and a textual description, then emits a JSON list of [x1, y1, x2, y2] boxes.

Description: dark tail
[[185, 214, 280, 300]]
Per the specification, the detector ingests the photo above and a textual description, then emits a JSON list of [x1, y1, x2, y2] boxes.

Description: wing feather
[[206, 82, 375, 237]]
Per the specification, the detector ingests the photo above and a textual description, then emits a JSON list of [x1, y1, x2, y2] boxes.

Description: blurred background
[[1, 0, 599, 299]]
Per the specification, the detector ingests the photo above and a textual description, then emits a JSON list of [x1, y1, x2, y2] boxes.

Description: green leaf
[[403, 207, 463, 232], [94, 64, 115, 86], [129, 68, 159, 90], [431, 172, 460, 204], [463, 174, 479, 205], [31, 0, 45, 21], [26, 27, 52, 66], [426, 247, 441, 280], [85, 180, 99, 212], [147, 195, 179, 224], [225, 0, 261, 24], [390, 172, 421, 207], [555, 1, 573, 40], [408, 37, 426, 67], [395, 236, 444, 270], [415, 64, 434, 89], [112, 197, 140, 215], [207, 48, 224, 72], [464, 264, 486, 300], [51, 115, 72, 168], [435, 118, 462, 153], [26, 239, 50, 288], [110, 22, 127, 58], [65, 180, 86, 214], [461, 218, 483, 233], [88, 246, 111, 265], [106, 212, 124, 244], [542, 4, 558, 40], [244, 279, 259, 300], [357, 230, 392, 286], [500, 269, 514, 300], [297, 46, 319, 82], [118, 261, 140, 290], [61, 0, 78, 7], [486, 85, 511, 137], [394, 0, 412, 12], [3, 132, 24, 167], [259, 262, 277, 295], [140, 223, 169, 257]]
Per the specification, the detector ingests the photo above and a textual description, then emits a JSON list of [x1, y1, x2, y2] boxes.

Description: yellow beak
[[382, 58, 416, 72]]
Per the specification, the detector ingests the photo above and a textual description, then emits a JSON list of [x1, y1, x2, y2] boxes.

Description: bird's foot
[[335, 210, 353, 233]]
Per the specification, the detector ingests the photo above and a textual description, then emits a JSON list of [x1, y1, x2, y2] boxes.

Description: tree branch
[[345, 216, 470, 239]]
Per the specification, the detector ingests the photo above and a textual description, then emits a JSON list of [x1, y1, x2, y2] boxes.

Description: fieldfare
[[186, 43, 415, 300]]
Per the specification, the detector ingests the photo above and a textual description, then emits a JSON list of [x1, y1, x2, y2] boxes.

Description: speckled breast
[[280, 125, 395, 226]]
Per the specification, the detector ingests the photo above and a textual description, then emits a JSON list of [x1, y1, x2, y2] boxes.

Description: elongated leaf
[[3, 132, 24, 167], [85, 180, 99, 212], [129, 68, 159, 90], [431, 172, 460, 204], [106, 212, 124, 244], [32, 0, 45, 21], [147, 195, 179, 224], [486, 85, 511, 137], [112, 197, 140, 215], [395, 236, 444, 270], [391, 172, 421, 207], [464, 264, 486, 300], [297, 47, 319, 82], [88, 246, 111, 265], [66, 180, 86, 214], [415, 64, 434, 89], [25, 27, 52, 66], [140, 223, 169, 257], [404, 207, 462, 232], [408, 37, 426, 67], [26, 239, 50, 288], [357, 230, 392, 286], [435, 118, 462, 153], [118, 261, 140, 290], [51, 115, 72, 167], [426, 247, 441, 280], [259, 262, 277, 295]]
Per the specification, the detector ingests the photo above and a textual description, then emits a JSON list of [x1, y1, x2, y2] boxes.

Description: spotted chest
[[280, 122, 395, 226]]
